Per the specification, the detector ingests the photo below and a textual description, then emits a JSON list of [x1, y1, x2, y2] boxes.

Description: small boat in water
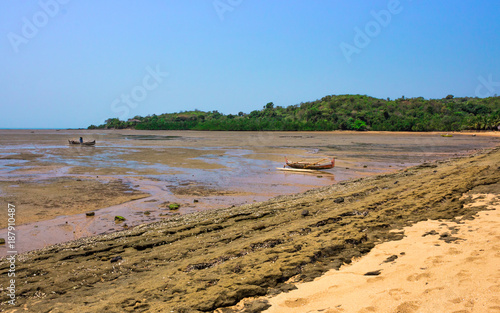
[[68, 140, 96, 146], [285, 157, 335, 170]]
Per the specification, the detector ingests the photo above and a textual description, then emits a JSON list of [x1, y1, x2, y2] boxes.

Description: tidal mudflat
[[0, 137, 498, 312], [0, 129, 498, 255]]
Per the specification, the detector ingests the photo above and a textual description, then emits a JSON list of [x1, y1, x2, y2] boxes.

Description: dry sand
[[262, 193, 500, 313]]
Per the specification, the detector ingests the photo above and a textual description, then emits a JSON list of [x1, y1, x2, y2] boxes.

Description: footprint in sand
[[427, 255, 446, 265], [284, 298, 309, 308], [447, 247, 462, 255], [487, 276, 499, 284], [456, 269, 471, 278], [465, 252, 483, 263], [422, 286, 445, 295], [406, 272, 431, 282], [488, 285, 500, 293], [388, 288, 410, 300], [449, 297, 464, 304], [394, 301, 420, 313], [450, 297, 479, 309]]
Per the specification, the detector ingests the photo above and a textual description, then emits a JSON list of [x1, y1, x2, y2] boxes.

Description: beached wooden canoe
[[285, 157, 335, 170], [68, 140, 96, 146], [276, 167, 334, 175]]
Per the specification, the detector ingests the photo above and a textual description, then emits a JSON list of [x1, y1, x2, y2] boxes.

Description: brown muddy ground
[[0, 178, 147, 229], [2, 130, 498, 255], [0, 146, 498, 312]]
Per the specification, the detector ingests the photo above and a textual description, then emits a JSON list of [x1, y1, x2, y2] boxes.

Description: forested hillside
[[89, 95, 500, 131]]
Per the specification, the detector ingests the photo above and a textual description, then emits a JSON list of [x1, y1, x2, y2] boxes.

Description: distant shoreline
[[2, 128, 499, 133], [0, 128, 78, 130]]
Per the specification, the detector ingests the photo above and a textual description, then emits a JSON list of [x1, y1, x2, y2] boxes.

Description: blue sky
[[1, 0, 499, 129]]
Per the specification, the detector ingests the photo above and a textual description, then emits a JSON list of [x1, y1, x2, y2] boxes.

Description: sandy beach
[[260, 194, 500, 313], [0, 133, 498, 312]]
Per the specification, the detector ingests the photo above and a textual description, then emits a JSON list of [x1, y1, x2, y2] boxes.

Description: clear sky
[[1, 0, 499, 129]]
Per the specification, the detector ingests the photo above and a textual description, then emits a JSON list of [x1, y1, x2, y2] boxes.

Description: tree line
[[89, 94, 500, 131]]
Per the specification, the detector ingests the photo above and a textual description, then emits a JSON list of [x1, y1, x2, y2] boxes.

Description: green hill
[[89, 94, 500, 131]]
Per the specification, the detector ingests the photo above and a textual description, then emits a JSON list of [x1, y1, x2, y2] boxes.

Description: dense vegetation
[[89, 95, 500, 131]]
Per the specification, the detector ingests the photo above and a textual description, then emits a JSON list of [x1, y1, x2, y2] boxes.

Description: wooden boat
[[276, 167, 334, 175], [68, 140, 96, 146], [285, 157, 335, 170], [441, 134, 453, 137]]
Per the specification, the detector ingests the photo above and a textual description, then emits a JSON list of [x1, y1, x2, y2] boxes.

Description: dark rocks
[[383, 255, 398, 263], [334, 197, 344, 203], [110, 256, 122, 263], [243, 299, 271, 312], [269, 283, 297, 296], [232, 264, 242, 273], [439, 232, 462, 243], [311, 217, 341, 227], [85, 212, 95, 217], [340, 210, 369, 217], [364, 269, 382, 276], [422, 230, 438, 237], [301, 210, 310, 217]]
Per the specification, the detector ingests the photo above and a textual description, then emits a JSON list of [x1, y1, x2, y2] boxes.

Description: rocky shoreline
[[1, 147, 499, 312]]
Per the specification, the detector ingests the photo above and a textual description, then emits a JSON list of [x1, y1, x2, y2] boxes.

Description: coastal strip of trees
[[89, 94, 500, 131]]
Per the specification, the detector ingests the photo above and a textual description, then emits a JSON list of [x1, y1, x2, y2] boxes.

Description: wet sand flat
[[0, 178, 148, 229], [0, 145, 498, 312], [0, 130, 499, 255]]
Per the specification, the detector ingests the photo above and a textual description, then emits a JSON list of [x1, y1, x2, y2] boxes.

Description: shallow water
[[0, 129, 499, 255]]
